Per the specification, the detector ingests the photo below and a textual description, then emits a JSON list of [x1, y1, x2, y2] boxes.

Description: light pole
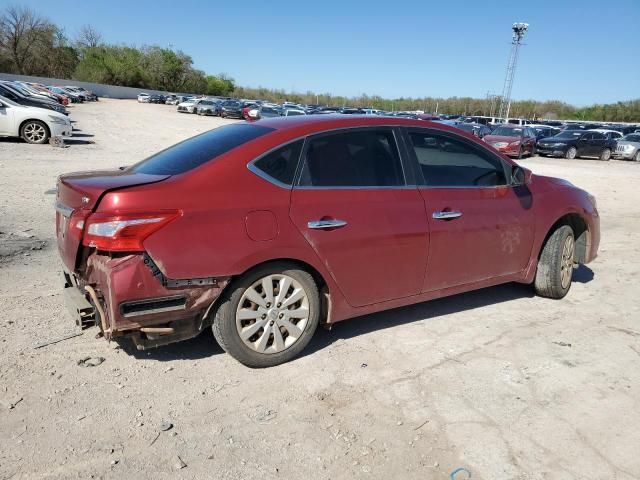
[[498, 22, 529, 121]]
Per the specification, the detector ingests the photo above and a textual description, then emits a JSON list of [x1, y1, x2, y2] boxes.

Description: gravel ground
[[1, 99, 639, 480]]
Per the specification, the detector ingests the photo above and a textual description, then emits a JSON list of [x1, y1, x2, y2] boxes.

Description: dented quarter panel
[[85, 253, 230, 335]]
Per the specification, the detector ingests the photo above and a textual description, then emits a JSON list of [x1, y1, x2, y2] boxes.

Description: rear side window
[[252, 140, 303, 186], [408, 130, 507, 187], [298, 129, 404, 187], [130, 124, 274, 175]]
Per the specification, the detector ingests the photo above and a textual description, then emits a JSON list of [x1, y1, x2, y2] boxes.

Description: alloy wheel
[[235, 274, 310, 354], [560, 235, 575, 289], [23, 123, 47, 143]]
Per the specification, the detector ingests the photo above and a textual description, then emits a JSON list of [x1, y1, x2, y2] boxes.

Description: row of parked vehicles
[[447, 118, 640, 162], [0, 80, 97, 144], [137, 92, 640, 162]]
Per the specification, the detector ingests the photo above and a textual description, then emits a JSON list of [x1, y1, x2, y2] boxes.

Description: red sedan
[[56, 116, 599, 367], [483, 124, 537, 157]]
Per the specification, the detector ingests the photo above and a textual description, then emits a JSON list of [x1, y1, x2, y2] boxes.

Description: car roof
[[256, 114, 459, 134]]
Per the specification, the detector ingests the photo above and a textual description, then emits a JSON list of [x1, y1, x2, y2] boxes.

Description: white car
[[177, 99, 199, 113], [0, 95, 72, 144], [137, 93, 151, 103]]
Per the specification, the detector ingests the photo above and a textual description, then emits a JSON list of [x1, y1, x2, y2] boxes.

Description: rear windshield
[[130, 124, 274, 175]]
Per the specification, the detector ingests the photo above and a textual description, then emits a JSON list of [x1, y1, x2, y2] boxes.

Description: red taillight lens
[[82, 211, 180, 252]]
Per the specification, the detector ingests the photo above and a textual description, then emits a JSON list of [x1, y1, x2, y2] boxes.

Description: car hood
[[617, 141, 640, 147], [484, 135, 521, 143]]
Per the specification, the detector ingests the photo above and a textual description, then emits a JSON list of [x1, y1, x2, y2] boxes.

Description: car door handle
[[308, 219, 348, 229], [432, 211, 463, 220]]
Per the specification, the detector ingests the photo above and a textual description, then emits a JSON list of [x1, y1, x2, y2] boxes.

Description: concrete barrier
[[0, 73, 190, 99]]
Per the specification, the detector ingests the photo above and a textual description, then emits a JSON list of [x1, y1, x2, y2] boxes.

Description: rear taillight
[[82, 211, 180, 252]]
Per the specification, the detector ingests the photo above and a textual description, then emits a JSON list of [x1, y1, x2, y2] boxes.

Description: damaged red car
[[56, 115, 600, 367]]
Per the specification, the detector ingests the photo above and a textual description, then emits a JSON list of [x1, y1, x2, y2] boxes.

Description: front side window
[[252, 140, 303, 186], [408, 130, 508, 187], [298, 129, 404, 187]]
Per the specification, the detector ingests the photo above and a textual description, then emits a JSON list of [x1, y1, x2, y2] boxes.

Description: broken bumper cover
[[63, 253, 230, 348]]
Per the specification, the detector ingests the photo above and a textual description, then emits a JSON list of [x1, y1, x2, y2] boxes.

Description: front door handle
[[308, 219, 348, 230], [432, 211, 463, 220]]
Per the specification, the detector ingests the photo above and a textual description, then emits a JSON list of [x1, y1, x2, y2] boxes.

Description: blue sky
[[3, 0, 639, 105]]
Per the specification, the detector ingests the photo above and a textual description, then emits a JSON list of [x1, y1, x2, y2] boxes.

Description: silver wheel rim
[[602, 149, 610, 160], [568, 148, 576, 159], [560, 235, 575, 289], [236, 274, 310, 354], [24, 123, 46, 143]]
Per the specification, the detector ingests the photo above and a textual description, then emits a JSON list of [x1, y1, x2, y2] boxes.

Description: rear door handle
[[432, 211, 463, 220], [308, 219, 348, 229]]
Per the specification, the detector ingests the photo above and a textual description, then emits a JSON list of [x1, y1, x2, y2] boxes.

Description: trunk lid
[[56, 170, 169, 271]]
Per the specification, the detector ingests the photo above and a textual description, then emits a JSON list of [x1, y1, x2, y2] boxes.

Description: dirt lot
[[1, 99, 639, 480]]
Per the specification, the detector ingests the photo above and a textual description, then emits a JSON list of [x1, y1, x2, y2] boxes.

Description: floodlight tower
[[497, 22, 528, 120]]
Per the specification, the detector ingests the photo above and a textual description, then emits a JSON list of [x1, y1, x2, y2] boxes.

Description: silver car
[[612, 133, 640, 161]]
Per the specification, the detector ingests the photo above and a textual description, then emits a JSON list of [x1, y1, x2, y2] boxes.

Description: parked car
[[49, 86, 83, 103], [537, 130, 616, 160], [246, 105, 281, 121], [65, 86, 97, 101], [0, 95, 72, 144], [0, 82, 67, 115], [137, 93, 151, 103], [220, 100, 243, 119], [283, 108, 306, 117], [149, 94, 166, 104], [242, 102, 259, 120], [612, 133, 640, 161], [177, 98, 200, 113], [453, 122, 492, 139], [28, 83, 69, 105], [588, 129, 623, 141], [164, 94, 179, 105], [528, 125, 560, 141], [196, 100, 221, 116], [483, 125, 537, 157], [56, 116, 599, 367]]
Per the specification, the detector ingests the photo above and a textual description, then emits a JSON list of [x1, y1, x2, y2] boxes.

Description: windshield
[[130, 124, 274, 175], [223, 101, 240, 107], [554, 131, 583, 139], [622, 134, 640, 142], [287, 110, 304, 116], [491, 127, 523, 137]]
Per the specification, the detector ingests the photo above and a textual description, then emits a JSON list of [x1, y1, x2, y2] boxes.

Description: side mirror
[[511, 166, 531, 186]]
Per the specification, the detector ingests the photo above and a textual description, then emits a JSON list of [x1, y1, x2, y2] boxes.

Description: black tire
[[600, 148, 611, 161], [534, 225, 575, 299], [565, 146, 577, 160], [634, 150, 640, 162], [212, 262, 321, 368], [20, 120, 50, 144], [530, 144, 536, 157]]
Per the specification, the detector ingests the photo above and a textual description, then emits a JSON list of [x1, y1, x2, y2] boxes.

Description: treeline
[[0, 5, 235, 95], [1, 5, 639, 122]]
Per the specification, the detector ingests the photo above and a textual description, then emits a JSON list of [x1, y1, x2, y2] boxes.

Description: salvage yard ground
[[1, 99, 639, 480]]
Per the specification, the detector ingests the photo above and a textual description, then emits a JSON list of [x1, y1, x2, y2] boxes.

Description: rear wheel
[[565, 147, 577, 159], [20, 120, 49, 144], [634, 150, 640, 162], [534, 225, 575, 299], [600, 148, 611, 161], [212, 263, 320, 368]]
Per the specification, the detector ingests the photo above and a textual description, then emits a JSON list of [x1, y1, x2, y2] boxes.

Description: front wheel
[[634, 150, 640, 162], [534, 225, 575, 299], [565, 146, 577, 159], [212, 263, 320, 368], [600, 148, 611, 161], [20, 120, 50, 144]]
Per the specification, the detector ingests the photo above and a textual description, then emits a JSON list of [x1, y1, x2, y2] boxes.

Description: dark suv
[[537, 131, 616, 160]]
